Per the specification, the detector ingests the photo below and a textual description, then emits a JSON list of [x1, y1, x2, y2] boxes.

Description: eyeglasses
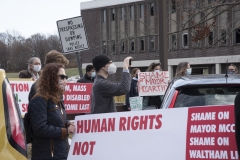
[[58, 74, 68, 80]]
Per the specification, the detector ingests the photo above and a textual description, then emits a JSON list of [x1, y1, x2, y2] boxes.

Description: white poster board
[[138, 71, 169, 96], [129, 97, 143, 111], [57, 16, 89, 54]]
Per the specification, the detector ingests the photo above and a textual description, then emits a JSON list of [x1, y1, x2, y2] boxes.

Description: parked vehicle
[[161, 74, 240, 109], [0, 69, 27, 160]]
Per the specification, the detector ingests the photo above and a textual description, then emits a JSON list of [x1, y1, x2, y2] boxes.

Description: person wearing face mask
[[28, 63, 75, 160], [77, 65, 95, 83], [175, 61, 192, 77], [228, 64, 238, 74], [126, 68, 141, 110], [142, 62, 163, 110], [91, 54, 132, 114], [19, 57, 42, 80]]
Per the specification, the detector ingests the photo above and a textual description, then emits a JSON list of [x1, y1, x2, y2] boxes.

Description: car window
[[174, 86, 240, 108]]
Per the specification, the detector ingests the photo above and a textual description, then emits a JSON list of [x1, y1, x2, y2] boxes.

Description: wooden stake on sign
[[76, 52, 83, 77]]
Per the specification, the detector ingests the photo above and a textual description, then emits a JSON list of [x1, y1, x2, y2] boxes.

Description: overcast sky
[[0, 0, 91, 38]]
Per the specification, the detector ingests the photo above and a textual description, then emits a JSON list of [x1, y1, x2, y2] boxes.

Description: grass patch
[[6, 68, 85, 78]]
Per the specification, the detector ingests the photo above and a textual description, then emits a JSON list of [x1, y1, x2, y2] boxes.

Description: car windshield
[[174, 86, 240, 108]]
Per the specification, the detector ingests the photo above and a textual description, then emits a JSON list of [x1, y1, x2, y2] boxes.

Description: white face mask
[[33, 65, 41, 72], [186, 68, 192, 76], [108, 63, 117, 74], [91, 71, 96, 78], [58, 80, 65, 91]]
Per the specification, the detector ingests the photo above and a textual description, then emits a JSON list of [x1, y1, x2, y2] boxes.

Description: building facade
[[80, 0, 240, 80]]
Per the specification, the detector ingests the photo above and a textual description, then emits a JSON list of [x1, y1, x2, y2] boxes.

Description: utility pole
[[159, 0, 168, 71]]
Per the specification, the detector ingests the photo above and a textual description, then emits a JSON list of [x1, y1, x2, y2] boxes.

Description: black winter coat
[[77, 74, 94, 83], [28, 97, 69, 160], [234, 92, 240, 155]]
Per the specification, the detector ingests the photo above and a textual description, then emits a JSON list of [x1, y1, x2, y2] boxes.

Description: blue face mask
[[186, 68, 192, 76], [228, 71, 235, 74], [91, 71, 96, 78]]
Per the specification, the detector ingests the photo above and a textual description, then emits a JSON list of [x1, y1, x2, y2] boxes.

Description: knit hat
[[92, 54, 111, 72]]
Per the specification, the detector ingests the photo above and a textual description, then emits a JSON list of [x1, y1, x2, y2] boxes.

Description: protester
[[19, 57, 41, 80], [126, 68, 141, 110], [28, 63, 75, 160], [77, 64, 95, 83], [175, 61, 191, 77], [28, 50, 69, 101], [142, 62, 162, 109], [228, 64, 238, 74], [234, 91, 240, 155], [91, 54, 132, 113]]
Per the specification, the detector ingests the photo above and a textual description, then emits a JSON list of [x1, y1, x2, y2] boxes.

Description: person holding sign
[[19, 57, 41, 80], [91, 54, 132, 113], [142, 62, 163, 110], [28, 63, 75, 160], [175, 62, 192, 77], [126, 68, 141, 110]]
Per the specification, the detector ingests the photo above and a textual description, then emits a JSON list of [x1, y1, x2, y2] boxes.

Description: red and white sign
[[68, 106, 238, 160], [9, 79, 34, 116], [63, 83, 92, 114], [138, 71, 169, 96], [9, 79, 93, 115]]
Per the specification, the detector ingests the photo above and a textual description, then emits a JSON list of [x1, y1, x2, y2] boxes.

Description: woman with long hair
[[142, 62, 163, 110], [28, 63, 75, 160], [175, 62, 191, 77]]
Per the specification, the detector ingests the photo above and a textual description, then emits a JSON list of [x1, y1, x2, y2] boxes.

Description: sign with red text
[[63, 83, 92, 114], [9, 79, 93, 116], [68, 105, 238, 160], [138, 71, 169, 96], [9, 79, 34, 116]]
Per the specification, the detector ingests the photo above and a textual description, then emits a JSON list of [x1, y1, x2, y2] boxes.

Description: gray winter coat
[[91, 72, 131, 113]]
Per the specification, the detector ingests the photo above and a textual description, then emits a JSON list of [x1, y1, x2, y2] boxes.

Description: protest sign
[[9, 78, 34, 116], [129, 97, 143, 111], [57, 16, 89, 54], [63, 83, 92, 114], [138, 71, 169, 96], [68, 105, 237, 160], [9, 79, 93, 115]]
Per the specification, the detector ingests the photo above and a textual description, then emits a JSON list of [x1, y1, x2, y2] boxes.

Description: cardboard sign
[[138, 71, 169, 96], [129, 97, 142, 111], [57, 16, 89, 54], [63, 83, 92, 114], [9, 79, 34, 116], [9, 79, 93, 115], [68, 105, 237, 160]]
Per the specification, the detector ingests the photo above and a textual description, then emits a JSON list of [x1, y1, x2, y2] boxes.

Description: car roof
[[171, 74, 240, 89]]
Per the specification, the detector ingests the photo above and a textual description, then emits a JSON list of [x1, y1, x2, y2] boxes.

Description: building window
[[111, 9, 115, 21], [130, 39, 135, 52], [102, 9, 106, 22], [121, 40, 125, 52], [149, 37, 155, 51], [120, 7, 124, 20], [208, 31, 213, 46], [220, 29, 227, 45], [102, 41, 106, 53], [140, 38, 145, 51], [139, 4, 144, 18], [112, 40, 115, 53], [150, 3, 154, 16], [172, 0, 176, 13], [182, 33, 188, 48], [171, 34, 177, 50], [130, 5, 134, 20], [235, 28, 240, 44]]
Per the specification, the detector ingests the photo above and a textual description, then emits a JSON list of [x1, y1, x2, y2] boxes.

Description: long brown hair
[[175, 62, 189, 77], [36, 63, 64, 104], [131, 68, 140, 77], [147, 62, 162, 72]]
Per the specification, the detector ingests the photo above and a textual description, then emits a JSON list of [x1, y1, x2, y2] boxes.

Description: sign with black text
[[57, 16, 89, 54]]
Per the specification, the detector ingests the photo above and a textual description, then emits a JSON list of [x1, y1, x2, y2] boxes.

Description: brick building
[[80, 0, 240, 79]]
